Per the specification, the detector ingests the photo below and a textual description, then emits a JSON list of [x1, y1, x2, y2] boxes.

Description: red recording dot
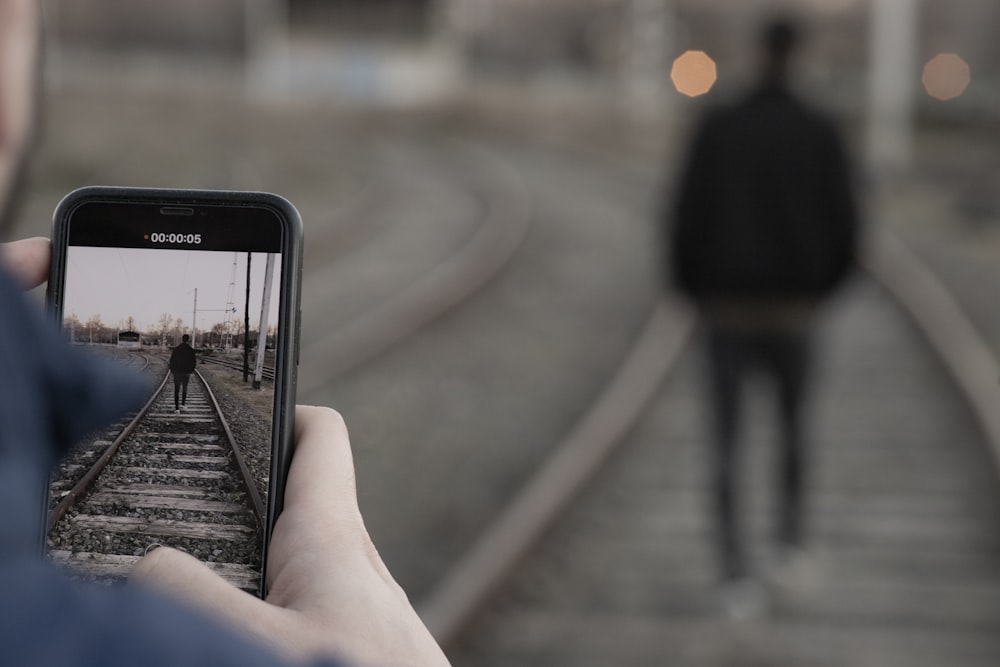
[[143, 234, 149, 240]]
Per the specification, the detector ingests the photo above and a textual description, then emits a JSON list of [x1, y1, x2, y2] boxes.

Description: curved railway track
[[418, 218, 1000, 655], [47, 365, 266, 594], [121, 350, 152, 372], [297, 140, 534, 391]]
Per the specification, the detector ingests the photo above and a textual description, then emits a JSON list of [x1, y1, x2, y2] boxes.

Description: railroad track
[[297, 139, 534, 392], [418, 221, 1000, 658], [47, 366, 266, 594], [198, 354, 275, 382], [121, 350, 152, 372], [82, 346, 152, 372]]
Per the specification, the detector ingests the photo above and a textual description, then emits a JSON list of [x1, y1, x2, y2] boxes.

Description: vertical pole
[[867, 0, 920, 174], [244, 253, 252, 382], [192, 288, 198, 348], [626, 0, 673, 117], [225, 252, 238, 351], [245, 0, 290, 96], [253, 254, 276, 390]]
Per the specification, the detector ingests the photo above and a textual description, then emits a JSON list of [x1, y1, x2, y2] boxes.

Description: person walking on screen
[[169, 334, 197, 413], [667, 16, 859, 617]]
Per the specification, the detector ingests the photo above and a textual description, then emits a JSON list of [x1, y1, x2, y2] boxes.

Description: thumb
[[0, 237, 50, 289], [129, 547, 288, 649]]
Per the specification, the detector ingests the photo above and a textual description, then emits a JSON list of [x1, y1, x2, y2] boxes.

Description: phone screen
[[46, 197, 295, 596]]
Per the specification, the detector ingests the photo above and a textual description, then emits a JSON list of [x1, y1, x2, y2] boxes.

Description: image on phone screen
[[46, 215, 287, 595]]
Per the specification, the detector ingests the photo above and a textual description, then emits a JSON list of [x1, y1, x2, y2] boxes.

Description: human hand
[[0, 236, 49, 289], [130, 406, 451, 667]]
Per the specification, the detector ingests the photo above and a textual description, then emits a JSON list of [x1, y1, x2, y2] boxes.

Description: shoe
[[718, 577, 770, 621]]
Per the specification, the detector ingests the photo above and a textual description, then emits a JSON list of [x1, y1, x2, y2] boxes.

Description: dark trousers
[[172, 373, 191, 410], [704, 324, 811, 580]]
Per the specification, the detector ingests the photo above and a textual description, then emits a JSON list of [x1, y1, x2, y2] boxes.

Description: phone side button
[[295, 308, 302, 366]]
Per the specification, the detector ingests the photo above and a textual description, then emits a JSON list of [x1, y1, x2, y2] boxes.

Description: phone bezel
[[46, 186, 303, 597]]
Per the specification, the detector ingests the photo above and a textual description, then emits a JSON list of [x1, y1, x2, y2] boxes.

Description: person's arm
[[0, 237, 451, 667]]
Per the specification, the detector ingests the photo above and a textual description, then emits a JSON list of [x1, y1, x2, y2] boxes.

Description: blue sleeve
[[0, 266, 152, 460], [0, 266, 153, 559], [1, 561, 345, 667]]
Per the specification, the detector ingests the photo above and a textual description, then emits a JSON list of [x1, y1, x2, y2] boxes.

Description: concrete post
[[625, 0, 673, 117], [867, 0, 920, 174], [245, 0, 290, 95], [252, 253, 275, 390]]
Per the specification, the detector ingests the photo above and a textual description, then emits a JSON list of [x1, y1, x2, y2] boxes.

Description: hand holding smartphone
[[45, 187, 302, 597]]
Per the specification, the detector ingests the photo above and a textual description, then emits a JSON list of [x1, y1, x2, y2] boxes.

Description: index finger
[[0, 236, 50, 289], [285, 405, 359, 519]]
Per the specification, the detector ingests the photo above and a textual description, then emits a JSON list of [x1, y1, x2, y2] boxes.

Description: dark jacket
[[670, 82, 859, 301], [169, 342, 197, 375]]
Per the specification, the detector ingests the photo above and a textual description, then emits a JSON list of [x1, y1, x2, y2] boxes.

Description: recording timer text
[[145, 233, 202, 244]]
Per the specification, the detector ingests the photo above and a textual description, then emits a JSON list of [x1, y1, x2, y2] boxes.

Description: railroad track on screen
[[47, 366, 266, 594], [198, 354, 275, 382]]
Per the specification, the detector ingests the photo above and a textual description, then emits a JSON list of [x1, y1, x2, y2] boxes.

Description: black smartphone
[[45, 186, 302, 598]]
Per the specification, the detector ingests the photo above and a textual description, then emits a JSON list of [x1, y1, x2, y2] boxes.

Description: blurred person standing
[[667, 16, 859, 616]]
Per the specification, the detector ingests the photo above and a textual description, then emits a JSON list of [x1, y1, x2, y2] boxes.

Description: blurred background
[[11, 0, 1000, 664]]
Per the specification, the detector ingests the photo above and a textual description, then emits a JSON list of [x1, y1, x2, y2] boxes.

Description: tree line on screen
[[63, 312, 276, 349]]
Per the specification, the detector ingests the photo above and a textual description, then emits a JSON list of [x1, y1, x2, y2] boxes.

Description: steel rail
[[199, 355, 274, 381], [418, 228, 1000, 650], [418, 296, 695, 646], [862, 228, 1000, 476], [298, 144, 534, 392], [47, 370, 169, 531], [195, 368, 265, 529]]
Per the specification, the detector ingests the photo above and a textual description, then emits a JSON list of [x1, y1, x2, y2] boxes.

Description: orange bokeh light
[[922, 53, 971, 101], [671, 50, 718, 98]]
